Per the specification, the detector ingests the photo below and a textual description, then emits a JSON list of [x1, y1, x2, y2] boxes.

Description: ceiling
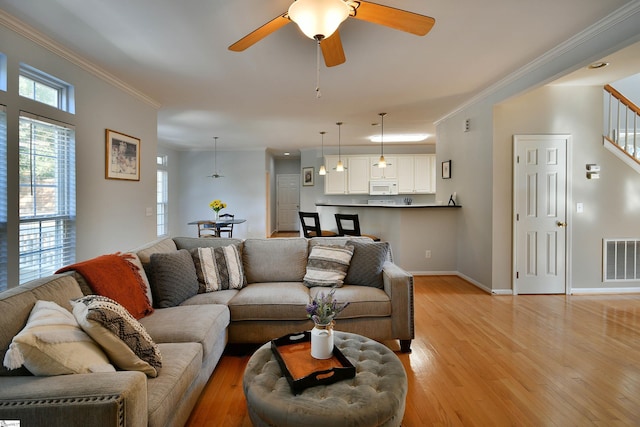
[[0, 0, 635, 155]]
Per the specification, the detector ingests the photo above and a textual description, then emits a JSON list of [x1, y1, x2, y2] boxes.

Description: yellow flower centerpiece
[[209, 199, 227, 220]]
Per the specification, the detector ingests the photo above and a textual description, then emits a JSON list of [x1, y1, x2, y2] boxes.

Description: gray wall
[[0, 21, 158, 285], [436, 6, 640, 292], [170, 148, 268, 239], [495, 84, 640, 290]]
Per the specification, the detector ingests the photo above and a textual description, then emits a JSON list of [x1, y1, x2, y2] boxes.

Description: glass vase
[[311, 321, 334, 359]]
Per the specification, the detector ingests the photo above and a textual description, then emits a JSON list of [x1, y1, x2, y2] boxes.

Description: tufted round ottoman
[[243, 331, 408, 427]]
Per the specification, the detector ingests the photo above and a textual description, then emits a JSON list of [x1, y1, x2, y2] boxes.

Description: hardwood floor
[[185, 275, 640, 426]]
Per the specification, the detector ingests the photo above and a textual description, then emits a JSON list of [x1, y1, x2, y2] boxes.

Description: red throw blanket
[[57, 253, 153, 319]]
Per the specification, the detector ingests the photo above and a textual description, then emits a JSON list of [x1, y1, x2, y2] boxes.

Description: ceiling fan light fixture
[[288, 0, 350, 40]]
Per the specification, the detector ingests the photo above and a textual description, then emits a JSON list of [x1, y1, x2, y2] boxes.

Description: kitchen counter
[[316, 202, 461, 208], [316, 203, 460, 273]]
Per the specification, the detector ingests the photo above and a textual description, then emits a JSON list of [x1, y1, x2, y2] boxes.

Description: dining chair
[[216, 213, 235, 238], [334, 213, 381, 241], [298, 211, 338, 238], [197, 221, 218, 238]]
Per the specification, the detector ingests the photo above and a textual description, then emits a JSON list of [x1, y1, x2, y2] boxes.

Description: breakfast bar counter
[[315, 202, 461, 273], [316, 202, 461, 209]]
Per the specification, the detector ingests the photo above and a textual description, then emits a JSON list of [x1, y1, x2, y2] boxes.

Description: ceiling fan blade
[[228, 13, 290, 51], [351, 1, 435, 36], [321, 31, 346, 67]]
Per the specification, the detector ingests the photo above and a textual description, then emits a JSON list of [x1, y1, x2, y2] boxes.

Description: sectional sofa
[[0, 236, 414, 427]]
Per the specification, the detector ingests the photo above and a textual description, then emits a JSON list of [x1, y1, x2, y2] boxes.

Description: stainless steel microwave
[[369, 180, 398, 195]]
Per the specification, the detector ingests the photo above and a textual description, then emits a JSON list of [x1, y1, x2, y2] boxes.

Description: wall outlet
[[425, 250, 432, 259]]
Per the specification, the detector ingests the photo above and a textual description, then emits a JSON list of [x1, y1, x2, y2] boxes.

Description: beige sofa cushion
[[242, 238, 308, 283], [229, 282, 311, 321], [309, 285, 391, 318], [139, 304, 229, 362]]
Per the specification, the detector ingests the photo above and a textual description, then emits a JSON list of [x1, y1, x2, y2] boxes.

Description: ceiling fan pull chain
[[316, 39, 322, 98]]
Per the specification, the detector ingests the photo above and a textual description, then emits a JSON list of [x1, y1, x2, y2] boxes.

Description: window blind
[[19, 112, 75, 284], [0, 105, 7, 290]]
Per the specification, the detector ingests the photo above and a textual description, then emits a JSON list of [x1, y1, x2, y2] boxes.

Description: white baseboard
[[571, 287, 640, 294]]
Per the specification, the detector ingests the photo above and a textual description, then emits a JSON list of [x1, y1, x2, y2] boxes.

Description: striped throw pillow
[[303, 244, 354, 288], [192, 244, 245, 292]]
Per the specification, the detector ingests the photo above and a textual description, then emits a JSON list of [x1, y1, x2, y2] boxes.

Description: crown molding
[[0, 9, 161, 109], [435, 1, 640, 125]]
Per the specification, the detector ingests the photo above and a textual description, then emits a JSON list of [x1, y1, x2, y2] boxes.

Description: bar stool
[[334, 213, 380, 241], [298, 212, 338, 238]]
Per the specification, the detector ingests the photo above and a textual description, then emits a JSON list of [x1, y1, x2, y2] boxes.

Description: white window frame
[[157, 155, 168, 237], [19, 63, 75, 113], [18, 112, 76, 284], [0, 105, 7, 290]]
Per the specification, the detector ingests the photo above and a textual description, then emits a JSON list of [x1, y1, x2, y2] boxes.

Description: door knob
[[556, 221, 567, 228]]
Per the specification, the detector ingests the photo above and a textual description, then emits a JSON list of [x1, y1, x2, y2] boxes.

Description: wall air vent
[[603, 239, 640, 281]]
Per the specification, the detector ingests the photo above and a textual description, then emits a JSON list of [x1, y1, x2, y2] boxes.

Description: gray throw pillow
[[149, 249, 199, 307], [344, 240, 390, 288]]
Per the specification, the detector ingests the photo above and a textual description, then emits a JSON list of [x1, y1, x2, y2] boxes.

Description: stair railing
[[603, 84, 640, 171]]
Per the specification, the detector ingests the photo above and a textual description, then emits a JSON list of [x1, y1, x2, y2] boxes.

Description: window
[[0, 52, 7, 92], [0, 105, 7, 291], [157, 155, 168, 237], [19, 63, 75, 113], [19, 112, 75, 284]]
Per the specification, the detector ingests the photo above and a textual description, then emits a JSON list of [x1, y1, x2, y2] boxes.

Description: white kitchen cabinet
[[324, 155, 347, 194], [369, 156, 397, 179], [397, 154, 436, 194], [347, 156, 371, 194]]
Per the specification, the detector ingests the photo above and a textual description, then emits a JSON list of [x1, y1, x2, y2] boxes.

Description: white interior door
[[513, 135, 569, 294], [277, 174, 300, 231]]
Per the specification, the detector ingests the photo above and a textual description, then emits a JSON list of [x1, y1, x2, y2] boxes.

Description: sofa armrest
[[382, 262, 415, 343], [0, 371, 147, 427]]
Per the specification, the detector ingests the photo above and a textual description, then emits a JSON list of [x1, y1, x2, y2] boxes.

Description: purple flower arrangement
[[306, 288, 350, 325]]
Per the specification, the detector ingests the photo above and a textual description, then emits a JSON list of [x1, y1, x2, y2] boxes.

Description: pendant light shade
[[336, 122, 344, 172], [288, 0, 350, 41], [377, 112, 387, 169], [319, 131, 327, 175]]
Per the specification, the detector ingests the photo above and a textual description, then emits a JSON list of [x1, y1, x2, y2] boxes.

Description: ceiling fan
[[207, 137, 224, 179], [228, 0, 435, 67]]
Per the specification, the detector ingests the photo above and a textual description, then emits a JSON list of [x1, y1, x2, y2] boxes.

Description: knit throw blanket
[[57, 253, 153, 319]]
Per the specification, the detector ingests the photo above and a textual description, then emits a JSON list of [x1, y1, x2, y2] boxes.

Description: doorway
[[513, 135, 571, 294], [276, 174, 300, 232]]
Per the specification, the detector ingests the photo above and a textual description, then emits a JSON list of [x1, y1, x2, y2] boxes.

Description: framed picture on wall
[[442, 160, 452, 179], [106, 129, 140, 181], [303, 167, 314, 186]]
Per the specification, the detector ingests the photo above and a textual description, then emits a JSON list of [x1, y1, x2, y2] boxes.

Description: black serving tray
[[270, 331, 356, 395]]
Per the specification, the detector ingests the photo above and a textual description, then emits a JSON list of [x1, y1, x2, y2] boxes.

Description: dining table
[[188, 219, 246, 237]]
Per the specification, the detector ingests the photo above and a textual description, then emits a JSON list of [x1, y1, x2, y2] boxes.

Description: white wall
[[0, 21, 158, 285]]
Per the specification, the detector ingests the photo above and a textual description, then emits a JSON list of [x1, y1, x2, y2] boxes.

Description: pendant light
[[335, 122, 344, 172], [319, 131, 327, 175], [375, 112, 388, 168], [207, 137, 224, 178]]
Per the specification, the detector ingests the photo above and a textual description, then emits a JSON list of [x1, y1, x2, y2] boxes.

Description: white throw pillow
[[3, 300, 115, 376], [72, 295, 162, 378]]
